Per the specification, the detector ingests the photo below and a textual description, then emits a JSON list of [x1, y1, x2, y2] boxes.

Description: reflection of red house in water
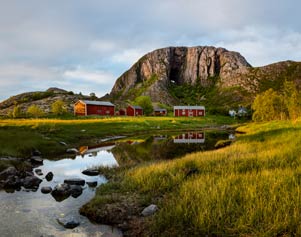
[[126, 105, 143, 116], [174, 106, 205, 117], [173, 132, 205, 143], [74, 100, 115, 116]]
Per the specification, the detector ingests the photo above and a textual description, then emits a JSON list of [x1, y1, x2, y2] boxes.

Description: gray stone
[[82, 169, 99, 176], [51, 183, 71, 202], [64, 178, 85, 186], [22, 176, 42, 189], [59, 141, 67, 146], [0, 167, 18, 180], [30, 156, 43, 165], [41, 186, 52, 194], [70, 185, 83, 198], [86, 181, 98, 188], [35, 169, 43, 176], [141, 204, 158, 217], [66, 148, 79, 154], [45, 172, 54, 181], [57, 215, 80, 229]]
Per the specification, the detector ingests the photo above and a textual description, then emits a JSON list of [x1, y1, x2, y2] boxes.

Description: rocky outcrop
[[109, 46, 251, 104], [0, 87, 102, 116], [108, 46, 301, 109]]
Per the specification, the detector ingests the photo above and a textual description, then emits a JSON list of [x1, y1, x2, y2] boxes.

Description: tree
[[283, 80, 301, 120], [51, 100, 67, 115], [252, 89, 286, 121], [27, 105, 44, 118], [134, 96, 153, 115], [12, 105, 22, 118]]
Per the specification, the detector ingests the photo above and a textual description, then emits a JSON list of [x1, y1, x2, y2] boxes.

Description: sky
[[0, 0, 301, 101]]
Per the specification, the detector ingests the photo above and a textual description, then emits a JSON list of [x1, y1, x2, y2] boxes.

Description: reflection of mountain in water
[[111, 131, 229, 165]]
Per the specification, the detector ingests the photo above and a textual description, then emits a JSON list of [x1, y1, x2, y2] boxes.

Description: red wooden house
[[126, 105, 143, 116], [74, 100, 115, 116], [174, 106, 205, 117], [154, 108, 167, 116]]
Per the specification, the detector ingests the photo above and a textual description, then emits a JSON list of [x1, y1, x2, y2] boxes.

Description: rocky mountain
[[108, 46, 301, 113], [0, 88, 98, 116]]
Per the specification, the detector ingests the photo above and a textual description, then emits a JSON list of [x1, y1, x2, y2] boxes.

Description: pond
[[0, 130, 231, 237]]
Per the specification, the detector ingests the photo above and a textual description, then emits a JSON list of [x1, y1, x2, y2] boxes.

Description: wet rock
[[22, 176, 42, 189], [35, 169, 43, 176], [70, 185, 83, 198], [41, 186, 52, 194], [3, 175, 22, 189], [51, 183, 71, 202], [82, 169, 99, 176], [141, 204, 158, 217], [45, 172, 54, 181], [86, 181, 98, 188], [64, 178, 85, 186], [0, 167, 18, 180], [57, 215, 80, 229], [66, 148, 79, 154], [32, 149, 42, 156], [30, 156, 43, 165]]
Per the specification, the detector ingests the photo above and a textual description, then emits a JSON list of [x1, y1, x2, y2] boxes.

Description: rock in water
[[35, 169, 43, 176], [70, 185, 83, 198], [86, 181, 98, 188], [41, 186, 52, 194], [30, 156, 43, 165], [141, 204, 158, 217], [66, 148, 79, 154], [57, 216, 80, 229], [45, 172, 54, 181], [51, 183, 71, 202], [22, 176, 42, 189], [0, 167, 17, 180], [82, 169, 99, 176], [64, 178, 85, 186]]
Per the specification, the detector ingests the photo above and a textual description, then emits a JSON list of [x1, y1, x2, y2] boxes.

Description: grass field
[[83, 119, 301, 236], [0, 115, 235, 158]]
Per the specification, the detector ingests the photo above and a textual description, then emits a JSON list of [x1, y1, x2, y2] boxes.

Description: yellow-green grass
[[88, 120, 301, 236], [0, 115, 234, 158]]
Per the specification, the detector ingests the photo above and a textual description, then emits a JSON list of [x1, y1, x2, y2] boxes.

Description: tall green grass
[[117, 120, 301, 236]]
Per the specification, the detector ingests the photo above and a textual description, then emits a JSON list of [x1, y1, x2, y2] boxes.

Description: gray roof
[[130, 105, 143, 109], [174, 106, 205, 110], [80, 100, 115, 106]]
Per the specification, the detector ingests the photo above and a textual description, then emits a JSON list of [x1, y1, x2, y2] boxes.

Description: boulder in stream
[[64, 178, 85, 186], [41, 186, 52, 194], [35, 169, 43, 176], [70, 185, 83, 198], [51, 183, 71, 202], [0, 167, 18, 180], [82, 169, 99, 176], [86, 181, 98, 188], [22, 176, 42, 189], [57, 215, 80, 229], [45, 172, 54, 181]]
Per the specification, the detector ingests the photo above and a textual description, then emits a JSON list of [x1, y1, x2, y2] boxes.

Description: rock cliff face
[[0, 88, 99, 116], [109, 46, 251, 104]]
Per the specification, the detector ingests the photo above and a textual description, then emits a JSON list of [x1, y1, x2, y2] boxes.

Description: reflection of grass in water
[[86, 120, 301, 236], [0, 116, 235, 158]]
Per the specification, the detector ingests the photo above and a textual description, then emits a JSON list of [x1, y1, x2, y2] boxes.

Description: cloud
[[0, 0, 301, 101]]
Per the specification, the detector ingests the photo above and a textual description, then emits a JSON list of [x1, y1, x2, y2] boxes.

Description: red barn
[[74, 100, 115, 116], [118, 109, 126, 116], [154, 108, 167, 116], [126, 105, 143, 116], [174, 106, 205, 117]]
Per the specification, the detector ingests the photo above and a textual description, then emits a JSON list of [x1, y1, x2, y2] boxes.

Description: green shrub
[[27, 105, 44, 118], [51, 100, 67, 115]]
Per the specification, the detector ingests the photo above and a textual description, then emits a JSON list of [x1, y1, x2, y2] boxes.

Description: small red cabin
[[126, 105, 143, 116], [74, 100, 115, 116], [154, 108, 167, 116], [174, 106, 205, 117]]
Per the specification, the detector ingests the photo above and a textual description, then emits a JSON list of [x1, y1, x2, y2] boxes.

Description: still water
[[0, 130, 230, 237]]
